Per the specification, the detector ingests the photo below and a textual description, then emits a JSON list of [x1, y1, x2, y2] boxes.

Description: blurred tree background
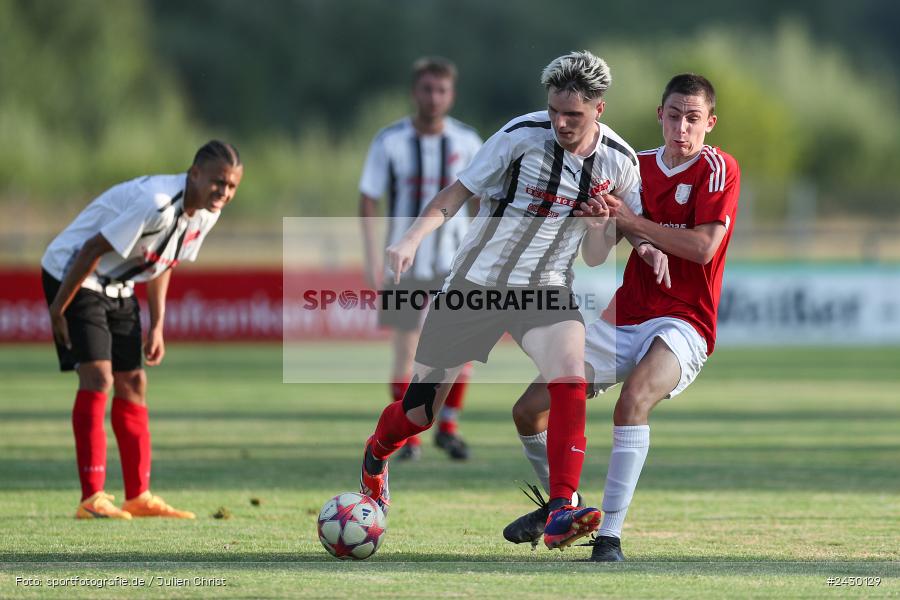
[[2, 0, 899, 224]]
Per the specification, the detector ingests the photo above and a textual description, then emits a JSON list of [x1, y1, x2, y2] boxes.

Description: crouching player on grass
[[358, 50, 671, 551], [41, 141, 243, 519], [503, 74, 741, 561]]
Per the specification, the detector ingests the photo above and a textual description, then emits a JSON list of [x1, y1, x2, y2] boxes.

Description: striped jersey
[[360, 116, 482, 280], [41, 174, 219, 287], [602, 145, 741, 354], [452, 111, 642, 288]]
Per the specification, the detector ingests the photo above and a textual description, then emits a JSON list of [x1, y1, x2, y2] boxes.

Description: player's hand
[[144, 327, 165, 366], [573, 197, 610, 229], [49, 307, 71, 349], [637, 243, 671, 288], [385, 237, 418, 285], [605, 194, 637, 230]]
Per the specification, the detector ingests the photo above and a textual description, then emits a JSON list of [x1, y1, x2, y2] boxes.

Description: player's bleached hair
[[193, 140, 241, 168], [541, 50, 611, 101], [661, 73, 717, 115], [412, 56, 458, 84]]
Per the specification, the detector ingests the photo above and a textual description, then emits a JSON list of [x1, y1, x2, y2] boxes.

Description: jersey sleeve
[[616, 158, 643, 216], [456, 128, 514, 195], [694, 151, 740, 231], [359, 134, 389, 199], [99, 193, 159, 258]]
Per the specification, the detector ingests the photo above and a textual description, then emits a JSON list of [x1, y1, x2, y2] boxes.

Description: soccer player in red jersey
[[503, 74, 740, 561]]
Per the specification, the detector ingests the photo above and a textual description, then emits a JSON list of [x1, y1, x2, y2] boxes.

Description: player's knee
[[613, 388, 650, 425], [547, 352, 584, 382], [78, 365, 114, 392], [511, 398, 535, 433], [113, 370, 146, 402], [512, 383, 549, 435], [402, 369, 446, 425]]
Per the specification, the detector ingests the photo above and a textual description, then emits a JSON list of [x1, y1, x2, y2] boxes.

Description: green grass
[[0, 344, 898, 598]]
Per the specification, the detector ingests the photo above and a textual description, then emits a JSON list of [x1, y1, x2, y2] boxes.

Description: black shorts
[[377, 277, 446, 332], [414, 282, 584, 368], [42, 269, 143, 372]]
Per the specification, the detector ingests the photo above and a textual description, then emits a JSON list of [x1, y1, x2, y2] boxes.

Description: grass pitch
[[0, 343, 898, 598]]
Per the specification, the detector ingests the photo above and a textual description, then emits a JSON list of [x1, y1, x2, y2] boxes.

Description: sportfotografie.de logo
[[300, 288, 602, 312]]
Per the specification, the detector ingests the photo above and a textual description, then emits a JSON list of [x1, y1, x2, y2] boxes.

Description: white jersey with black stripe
[[359, 116, 482, 281], [452, 110, 642, 288], [41, 174, 219, 287]]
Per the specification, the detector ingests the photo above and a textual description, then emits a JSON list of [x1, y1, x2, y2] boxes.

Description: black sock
[[548, 497, 569, 511], [364, 447, 385, 475]]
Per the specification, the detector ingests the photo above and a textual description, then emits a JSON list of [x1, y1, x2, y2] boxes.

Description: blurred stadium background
[[1, 1, 898, 597], [3, 0, 900, 343]]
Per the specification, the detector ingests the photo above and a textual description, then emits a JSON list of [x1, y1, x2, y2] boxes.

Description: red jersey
[[601, 145, 740, 354]]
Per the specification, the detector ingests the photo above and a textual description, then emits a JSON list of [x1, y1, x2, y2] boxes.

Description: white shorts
[[584, 317, 708, 399]]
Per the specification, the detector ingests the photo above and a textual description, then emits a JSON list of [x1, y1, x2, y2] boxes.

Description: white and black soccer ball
[[317, 492, 386, 560]]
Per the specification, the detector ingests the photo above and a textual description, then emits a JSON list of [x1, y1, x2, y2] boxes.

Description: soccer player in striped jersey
[[42, 141, 243, 519], [359, 57, 482, 461], [359, 51, 670, 552], [503, 74, 741, 561]]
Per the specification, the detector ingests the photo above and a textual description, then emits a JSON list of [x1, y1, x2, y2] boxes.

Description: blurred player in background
[[360, 51, 670, 552], [42, 141, 243, 519], [359, 57, 482, 461], [503, 74, 741, 561]]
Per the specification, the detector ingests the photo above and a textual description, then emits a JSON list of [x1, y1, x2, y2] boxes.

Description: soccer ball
[[317, 492, 386, 560]]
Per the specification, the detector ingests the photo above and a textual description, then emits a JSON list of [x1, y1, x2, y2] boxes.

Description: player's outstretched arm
[[385, 179, 473, 283], [48, 233, 114, 349], [607, 195, 726, 265], [144, 268, 171, 366], [575, 197, 671, 286], [635, 242, 671, 288]]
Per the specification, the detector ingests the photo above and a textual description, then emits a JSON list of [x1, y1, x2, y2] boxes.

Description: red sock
[[546, 378, 587, 501], [389, 377, 410, 403], [111, 398, 151, 500], [439, 366, 470, 434], [371, 399, 430, 460], [72, 390, 108, 500], [437, 415, 458, 435], [389, 377, 420, 447]]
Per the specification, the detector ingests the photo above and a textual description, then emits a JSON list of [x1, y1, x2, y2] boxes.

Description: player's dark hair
[[412, 56, 457, 84], [661, 74, 716, 115], [192, 140, 241, 168]]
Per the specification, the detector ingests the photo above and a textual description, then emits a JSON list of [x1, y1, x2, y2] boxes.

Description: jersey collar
[[655, 145, 704, 178]]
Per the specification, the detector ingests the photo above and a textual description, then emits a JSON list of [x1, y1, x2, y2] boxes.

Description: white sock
[[519, 431, 582, 505], [438, 406, 458, 425], [599, 425, 650, 539], [518, 431, 550, 494]]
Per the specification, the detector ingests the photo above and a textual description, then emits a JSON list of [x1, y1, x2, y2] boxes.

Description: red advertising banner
[[0, 268, 389, 342], [282, 270, 388, 341], [0, 269, 49, 342]]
